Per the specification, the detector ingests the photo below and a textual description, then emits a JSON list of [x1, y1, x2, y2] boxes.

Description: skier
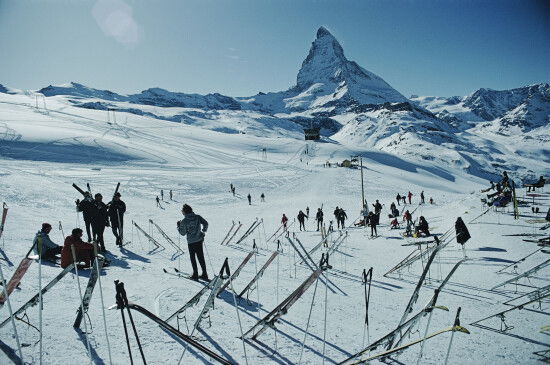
[[297, 210, 307, 231], [372, 200, 382, 225], [177, 204, 209, 281], [415, 216, 430, 237], [247, 193, 252, 205], [33, 223, 62, 261], [76, 192, 94, 242], [420, 191, 425, 204], [261, 193, 265, 202], [306, 206, 310, 219], [156, 196, 161, 207], [316, 207, 324, 231], [401, 195, 406, 205], [339, 208, 347, 229], [60, 228, 94, 269], [231, 184, 236, 196], [90, 193, 109, 253], [170, 189, 173, 200], [333, 207, 341, 229], [396, 193, 401, 206], [367, 211, 377, 237], [161, 189, 164, 201], [429, 197, 434, 204], [408, 191, 413, 204], [360, 204, 369, 227], [281, 214, 288, 231], [108, 192, 126, 246], [403, 210, 413, 236]]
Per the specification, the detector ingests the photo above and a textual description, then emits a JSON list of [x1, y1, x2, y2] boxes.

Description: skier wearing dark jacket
[[77, 192, 95, 242], [338, 208, 348, 229], [316, 208, 324, 231], [297, 210, 307, 231], [372, 200, 382, 225], [108, 192, 126, 246], [177, 204, 209, 281], [33, 223, 62, 260], [90, 193, 109, 252]]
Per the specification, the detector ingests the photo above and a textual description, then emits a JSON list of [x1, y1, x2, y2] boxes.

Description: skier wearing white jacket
[[177, 204, 209, 281]]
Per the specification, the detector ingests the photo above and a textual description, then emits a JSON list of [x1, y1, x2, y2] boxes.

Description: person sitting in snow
[[415, 216, 430, 237], [33, 223, 62, 261], [390, 218, 400, 229], [61, 228, 95, 269]]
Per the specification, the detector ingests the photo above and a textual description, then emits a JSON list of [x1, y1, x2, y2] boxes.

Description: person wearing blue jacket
[[177, 204, 209, 281], [33, 223, 62, 261]]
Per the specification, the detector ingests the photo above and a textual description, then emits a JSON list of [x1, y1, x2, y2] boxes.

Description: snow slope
[[0, 90, 549, 365]]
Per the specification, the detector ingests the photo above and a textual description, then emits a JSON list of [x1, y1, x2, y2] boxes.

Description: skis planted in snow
[[149, 219, 183, 253], [492, 259, 550, 290], [0, 242, 39, 305], [133, 221, 164, 249], [0, 263, 75, 328], [237, 251, 278, 298], [217, 249, 254, 296], [223, 222, 242, 246], [73, 257, 105, 328], [219, 221, 236, 245], [0, 203, 7, 241], [234, 218, 260, 245]]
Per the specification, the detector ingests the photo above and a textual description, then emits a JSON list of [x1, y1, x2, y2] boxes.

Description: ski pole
[[94, 243, 113, 365], [298, 277, 319, 365], [115, 281, 134, 365], [38, 236, 44, 365], [0, 263, 24, 363], [229, 272, 249, 365], [70, 245, 93, 365]]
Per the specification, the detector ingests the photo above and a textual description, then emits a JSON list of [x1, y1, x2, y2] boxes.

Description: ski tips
[[453, 325, 470, 334]]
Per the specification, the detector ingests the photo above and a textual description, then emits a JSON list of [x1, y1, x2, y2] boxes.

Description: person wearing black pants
[[177, 204, 209, 281], [108, 192, 126, 246], [90, 193, 109, 253], [77, 192, 95, 242]]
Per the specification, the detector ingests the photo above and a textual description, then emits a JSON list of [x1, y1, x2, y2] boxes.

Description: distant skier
[[367, 212, 377, 237], [333, 207, 341, 229], [360, 204, 369, 227], [156, 196, 161, 208], [170, 189, 173, 200], [429, 197, 434, 205], [401, 195, 406, 205], [316, 208, 324, 231], [372, 200, 382, 225], [76, 192, 94, 242], [177, 204, 209, 281], [108, 192, 126, 246], [261, 193, 265, 202], [396, 193, 401, 206], [281, 214, 288, 231], [60, 228, 94, 269], [297, 210, 307, 231], [338, 208, 347, 229], [33, 223, 62, 261], [306, 206, 310, 219], [247, 193, 252, 205], [408, 191, 413, 204], [230, 183, 235, 196], [90, 193, 109, 253], [420, 191, 425, 204], [161, 189, 164, 201]]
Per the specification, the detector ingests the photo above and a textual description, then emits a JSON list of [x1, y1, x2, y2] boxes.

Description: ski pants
[[92, 223, 106, 251], [317, 219, 323, 231], [111, 216, 124, 244], [299, 220, 305, 231], [83, 217, 93, 242], [188, 240, 207, 276], [370, 224, 377, 236]]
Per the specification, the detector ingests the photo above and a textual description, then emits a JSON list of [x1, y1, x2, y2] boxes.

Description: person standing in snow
[[339, 208, 347, 229], [334, 207, 341, 229], [316, 208, 324, 231], [33, 223, 62, 261], [261, 193, 265, 202], [297, 210, 307, 231], [161, 189, 164, 201], [420, 191, 425, 204], [429, 197, 434, 204], [177, 204, 209, 281], [408, 191, 413, 205], [156, 196, 161, 208], [247, 193, 252, 205], [396, 193, 401, 206], [170, 190, 173, 200], [306, 206, 310, 219], [281, 214, 289, 231], [367, 211, 377, 237], [76, 192, 95, 242], [90, 193, 109, 253], [372, 200, 383, 225], [108, 192, 126, 246]]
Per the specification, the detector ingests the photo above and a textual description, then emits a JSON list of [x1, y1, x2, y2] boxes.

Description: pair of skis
[[133, 221, 164, 249], [149, 219, 183, 254], [73, 256, 105, 328], [0, 242, 39, 306], [234, 218, 262, 245], [221, 221, 243, 246]]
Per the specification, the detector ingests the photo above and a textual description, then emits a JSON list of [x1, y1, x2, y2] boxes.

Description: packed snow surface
[[0, 90, 548, 364]]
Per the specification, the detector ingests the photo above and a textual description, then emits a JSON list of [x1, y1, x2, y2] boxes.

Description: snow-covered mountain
[[2, 27, 549, 182]]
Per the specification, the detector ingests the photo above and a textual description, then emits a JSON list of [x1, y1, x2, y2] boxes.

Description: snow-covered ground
[[0, 91, 548, 364]]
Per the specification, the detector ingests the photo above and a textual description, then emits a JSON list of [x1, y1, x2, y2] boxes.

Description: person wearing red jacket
[[281, 214, 289, 230], [61, 228, 95, 268]]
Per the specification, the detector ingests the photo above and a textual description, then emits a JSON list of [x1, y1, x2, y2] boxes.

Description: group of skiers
[[156, 189, 174, 207]]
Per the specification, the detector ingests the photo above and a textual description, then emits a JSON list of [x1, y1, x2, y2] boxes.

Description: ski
[[217, 249, 254, 295], [497, 248, 543, 273], [237, 251, 278, 298], [0, 203, 7, 241], [492, 259, 550, 290], [0, 243, 38, 305], [219, 221, 236, 245], [0, 263, 75, 328], [149, 219, 183, 253], [233, 218, 259, 245], [72, 183, 87, 197], [165, 278, 216, 322], [133, 221, 164, 249], [114, 182, 120, 197], [74, 257, 105, 328], [266, 223, 284, 243], [224, 221, 243, 246]]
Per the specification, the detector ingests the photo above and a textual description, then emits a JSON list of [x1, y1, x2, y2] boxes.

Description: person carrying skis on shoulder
[[177, 204, 209, 281], [90, 193, 109, 253], [297, 210, 307, 231], [108, 192, 126, 246], [316, 207, 324, 231], [33, 223, 62, 262], [76, 192, 94, 242], [61, 228, 95, 269], [281, 214, 288, 231]]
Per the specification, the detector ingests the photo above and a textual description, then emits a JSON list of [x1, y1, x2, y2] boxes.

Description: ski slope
[[0, 92, 548, 364]]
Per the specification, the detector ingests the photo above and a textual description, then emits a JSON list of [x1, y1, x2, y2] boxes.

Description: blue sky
[[0, 0, 548, 97]]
